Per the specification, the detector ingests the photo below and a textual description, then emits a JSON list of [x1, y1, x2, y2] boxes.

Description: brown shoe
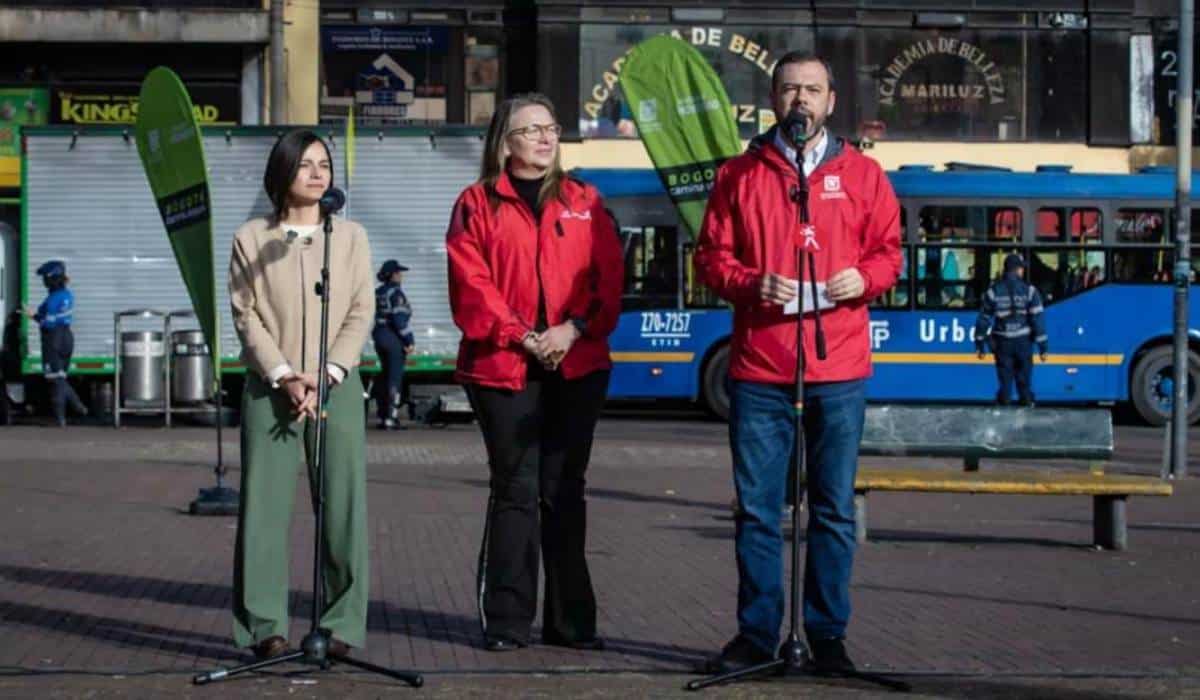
[[328, 637, 351, 657], [252, 635, 289, 660]]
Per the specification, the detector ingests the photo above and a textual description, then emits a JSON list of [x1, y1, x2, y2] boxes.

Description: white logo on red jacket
[[560, 209, 592, 221], [820, 174, 847, 200], [800, 223, 820, 250]]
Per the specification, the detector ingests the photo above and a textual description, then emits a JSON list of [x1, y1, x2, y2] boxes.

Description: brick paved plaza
[[0, 416, 1197, 698]]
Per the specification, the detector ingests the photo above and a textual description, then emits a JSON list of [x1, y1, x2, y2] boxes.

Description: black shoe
[[252, 635, 290, 661], [484, 635, 527, 652], [543, 634, 605, 651], [327, 637, 351, 658], [809, 638, 856, 676], [702, 635, 774, 674]]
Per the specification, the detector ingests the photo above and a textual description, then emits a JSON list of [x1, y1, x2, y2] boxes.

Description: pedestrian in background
[[975, 253, 1048, 406], [373, 258, 414, 429], [27, 260, 88, 426]]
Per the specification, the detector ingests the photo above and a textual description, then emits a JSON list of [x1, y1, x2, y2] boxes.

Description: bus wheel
[[1130, 345, 1200, 426], [701, 344, 731, 421]]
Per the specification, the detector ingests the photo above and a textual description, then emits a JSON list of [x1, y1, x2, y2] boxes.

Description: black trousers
[[993, 336, 1034, 406], [467, 369, 610, 644], [41, 327, 85, 424], [372, 326, 407, 422]]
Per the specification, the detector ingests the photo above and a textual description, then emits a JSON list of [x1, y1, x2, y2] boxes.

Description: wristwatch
[[569, 318, 587, 336]]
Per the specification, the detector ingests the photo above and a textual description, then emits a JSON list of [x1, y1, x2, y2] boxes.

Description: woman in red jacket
[[446, 93, 622, 652]]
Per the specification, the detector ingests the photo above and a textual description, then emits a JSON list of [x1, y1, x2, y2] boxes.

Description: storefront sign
[[322, 25, 450, 123], [0, 88, 48, 158], [51, 84, 238, 125], [878, 38, 1006, 109], [0, 87, 49, 187], [1154, 31, 1200, 145], [580, 24, 809, 138]]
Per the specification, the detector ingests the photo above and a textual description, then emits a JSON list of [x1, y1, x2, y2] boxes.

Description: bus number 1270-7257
[[640, 312, 692, 346]]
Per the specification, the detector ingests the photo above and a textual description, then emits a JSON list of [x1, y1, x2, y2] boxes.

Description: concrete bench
[[859, 405, 1114, 472], [849, 406, 1169, 550]]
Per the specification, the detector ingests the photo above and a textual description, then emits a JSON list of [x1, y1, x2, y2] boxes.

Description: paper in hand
[[783, 279, 835, 315]]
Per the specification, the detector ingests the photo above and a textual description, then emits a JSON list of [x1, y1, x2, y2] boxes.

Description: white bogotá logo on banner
[[675, 95, 721, 117], [639, 98, 658, 124]]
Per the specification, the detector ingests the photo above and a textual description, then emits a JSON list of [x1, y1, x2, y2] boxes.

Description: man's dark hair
[[262, 129, 334, 222], [771, 51, 836, 92]]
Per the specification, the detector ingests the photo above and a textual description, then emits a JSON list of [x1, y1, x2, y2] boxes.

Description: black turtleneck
[[509, 171, 545, 223], [507, 170, 551, 341]]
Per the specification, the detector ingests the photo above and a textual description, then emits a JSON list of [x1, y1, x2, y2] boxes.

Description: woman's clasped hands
[[521, 322, 581, 371]]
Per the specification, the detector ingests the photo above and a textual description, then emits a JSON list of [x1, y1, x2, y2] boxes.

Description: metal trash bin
[[171, 330, 211, 404], [120, 330, 164, 405]]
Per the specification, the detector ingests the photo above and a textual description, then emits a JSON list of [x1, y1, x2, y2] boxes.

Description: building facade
[[534, 0, 1198, 172], [1, 0, 1197, 192]]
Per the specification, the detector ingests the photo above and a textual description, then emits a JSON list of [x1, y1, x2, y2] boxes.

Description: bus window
[[1113, 249, 1171, 282], [1028, 248, 1106, 301], [620, 226, 679, 310], [918, 205, 1021, 242], [1116, 209, 1168, 243], [870, 247, 909, 309], [1037, 209, 1064, 241], [682, 243, 723, 309], [1037, 208, 1100, 243], [915, 246, 984, 308], [1070, 208, 1102, 242]]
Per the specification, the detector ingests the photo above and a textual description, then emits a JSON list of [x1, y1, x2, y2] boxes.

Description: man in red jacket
[[694, 51, 902, 675]]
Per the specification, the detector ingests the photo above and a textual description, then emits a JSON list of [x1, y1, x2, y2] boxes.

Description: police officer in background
[[26, 260, 88, 426], [373, 259, 414, 429], [974, 253, 1048, 406]]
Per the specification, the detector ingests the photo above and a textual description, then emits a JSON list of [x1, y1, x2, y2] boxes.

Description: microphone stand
[[194, 193, 423, 688], [687, 126, 907, 693]]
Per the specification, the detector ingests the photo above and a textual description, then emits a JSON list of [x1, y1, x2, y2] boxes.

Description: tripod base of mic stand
[[685, 636, 910, 692], [685, 636, 808, 691], [188, 485, 239, 516], [192, 628, 423, 688]]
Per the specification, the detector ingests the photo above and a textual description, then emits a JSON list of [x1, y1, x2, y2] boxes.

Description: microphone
[[781, 108, 813, 148], [319, 187, 346, 216]]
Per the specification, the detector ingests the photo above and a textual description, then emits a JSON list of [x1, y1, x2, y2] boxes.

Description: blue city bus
[[575, 165, 1200, 425]]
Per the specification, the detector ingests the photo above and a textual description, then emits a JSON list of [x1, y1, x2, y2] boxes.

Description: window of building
[[578, 23, 813, 139], [856, 27, 1087, 142], [465, 37, 502, 126]]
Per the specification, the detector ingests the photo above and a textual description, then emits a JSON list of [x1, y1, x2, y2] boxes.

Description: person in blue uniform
[[373, 259, 414, 429], [975, 253, 1048, 406], [26, 260, 88, 426]]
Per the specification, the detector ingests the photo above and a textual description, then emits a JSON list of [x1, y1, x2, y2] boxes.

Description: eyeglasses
[[506, 123, 563, 141]]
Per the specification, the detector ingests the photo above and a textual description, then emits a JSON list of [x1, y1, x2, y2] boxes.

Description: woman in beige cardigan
[[228, 130, 374, 660]]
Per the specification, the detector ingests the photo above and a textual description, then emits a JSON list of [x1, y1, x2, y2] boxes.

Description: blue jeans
[[729, 379, 866, 654]]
